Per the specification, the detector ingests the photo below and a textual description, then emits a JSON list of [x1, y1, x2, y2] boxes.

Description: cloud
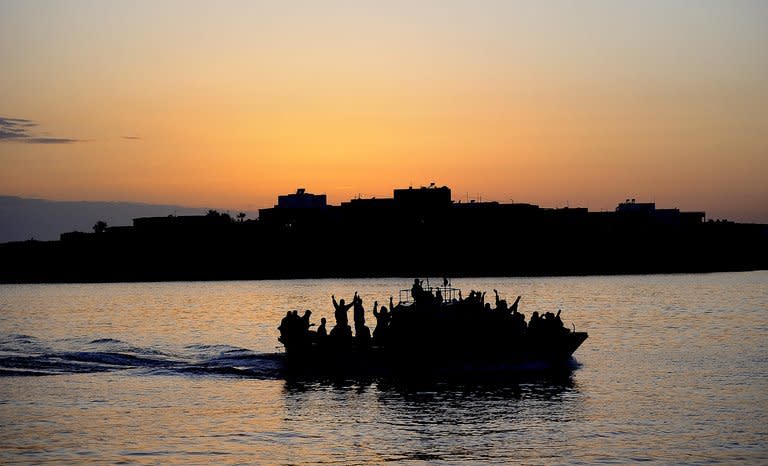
[[25, 137, 80, 144], [0, 116, 81, 144], [122, 135, 141, 140]]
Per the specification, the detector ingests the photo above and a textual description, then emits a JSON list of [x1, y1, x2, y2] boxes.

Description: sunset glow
[[1, 1, 766, 221]]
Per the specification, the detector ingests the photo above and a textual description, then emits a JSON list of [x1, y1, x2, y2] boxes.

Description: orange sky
[[1, 1, 767, 221]]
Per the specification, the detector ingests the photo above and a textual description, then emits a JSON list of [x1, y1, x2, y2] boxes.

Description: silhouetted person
[[411, 278, 432, 305], [494, 289, 508, 312], [388, 295, 405, 318], [372, 300, 391, 345], [411, 279, 422, 300], [332, 294, 353, 327], [278, 310, 304, 346], [553, 309, 568, 335], [352, 292, 365, 327], [291, 310, 301, 340], [356, 322, 371, 348], [278, 311, 292, 343], [540, 311, 562, 334], [300, 310, 312, 333], [317, 317, 327, 340], [330, 323, 352, 341], [512, 310, 527, 335], [467, 290, 486, 310], [529, 311, 541, 332]]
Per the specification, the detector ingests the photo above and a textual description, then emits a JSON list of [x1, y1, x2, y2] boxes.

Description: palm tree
[[237, 212, 246, 222]]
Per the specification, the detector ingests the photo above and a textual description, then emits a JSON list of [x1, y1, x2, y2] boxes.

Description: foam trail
[[0, 334, 286, 379]]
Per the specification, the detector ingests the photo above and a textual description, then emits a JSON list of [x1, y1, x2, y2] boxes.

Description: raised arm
[[511, 295, 521, 312]]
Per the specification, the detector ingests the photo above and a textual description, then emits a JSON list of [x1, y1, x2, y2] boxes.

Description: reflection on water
[[284, 373, 579, 427], [280, 375, 582, 464], [283, 371, 576, 401], [1, 272, 767, 464]]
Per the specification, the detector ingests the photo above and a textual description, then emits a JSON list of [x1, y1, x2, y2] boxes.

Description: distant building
[[615, 199, 704, 225], [277, 189, 327, 209], [616, 199, 656, 214], [393, 184, 452, 209], [259, 188, 328, 227]]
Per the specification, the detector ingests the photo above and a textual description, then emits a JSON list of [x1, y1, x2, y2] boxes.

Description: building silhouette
[[0, 185, 765, 283]]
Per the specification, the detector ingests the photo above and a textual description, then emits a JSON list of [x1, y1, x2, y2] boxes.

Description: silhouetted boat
[[278, 282, 588, 376]]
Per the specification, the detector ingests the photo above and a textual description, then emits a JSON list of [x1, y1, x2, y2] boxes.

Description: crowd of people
[[278, 279, 570, 352]]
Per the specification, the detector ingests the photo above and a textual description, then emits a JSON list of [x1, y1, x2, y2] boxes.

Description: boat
[[278, 279, 588, 376]]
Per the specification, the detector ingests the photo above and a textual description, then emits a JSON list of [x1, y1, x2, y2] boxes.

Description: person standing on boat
[[316, 317, 328, 340], [528, 311, 541, 334], [372, 300, 391, 345], [351, 293, 372, 346], [411, 279, 424, 303], [332, 295, 353, 327], [355, 320, 371, 348], [493, 289, 508, 312], [352, 292, 365, 328], [300, 310, 312, 334], [278, 311, 292, 343]]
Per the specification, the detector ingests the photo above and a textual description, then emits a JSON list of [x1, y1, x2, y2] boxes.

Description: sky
[[1, 0, 767, 222]]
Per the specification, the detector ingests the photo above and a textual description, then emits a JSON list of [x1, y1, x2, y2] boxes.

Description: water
[[1, 272, 766, 464]]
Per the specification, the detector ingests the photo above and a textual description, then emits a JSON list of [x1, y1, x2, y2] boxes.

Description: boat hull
[[282, 331, 588, 377]]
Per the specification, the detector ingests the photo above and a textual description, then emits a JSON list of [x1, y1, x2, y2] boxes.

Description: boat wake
[[0, 334, 285, 379], [0, 333, 581, 381]]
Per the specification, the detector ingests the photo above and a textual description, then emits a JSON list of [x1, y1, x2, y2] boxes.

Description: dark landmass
[[0, 196, 237, 242], [1, 185, 766, 283]]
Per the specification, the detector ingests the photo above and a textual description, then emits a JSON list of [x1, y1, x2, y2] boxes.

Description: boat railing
[[398, 285, 461, 305]]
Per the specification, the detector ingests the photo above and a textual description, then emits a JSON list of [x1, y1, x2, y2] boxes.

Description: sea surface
[[1, 272, 766, 464]]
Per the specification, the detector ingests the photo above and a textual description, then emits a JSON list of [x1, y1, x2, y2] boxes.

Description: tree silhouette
[[93, 220, 107, 234], [237, 212, 246, 222]]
